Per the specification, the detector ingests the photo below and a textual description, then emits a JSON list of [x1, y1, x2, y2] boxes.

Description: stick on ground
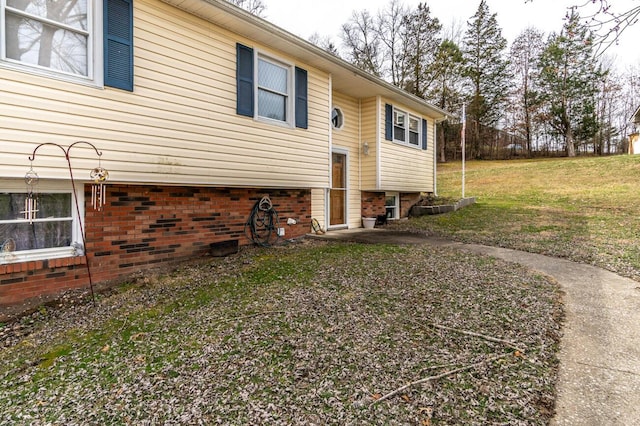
[[371, 353, 512, 406]]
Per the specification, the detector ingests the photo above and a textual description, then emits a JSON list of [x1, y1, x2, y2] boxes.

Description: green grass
[[395, 155, 640, 280]]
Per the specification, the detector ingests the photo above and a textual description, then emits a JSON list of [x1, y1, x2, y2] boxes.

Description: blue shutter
[[385, 104, 393, 141], [295, 67, 308, 129], [422, 118, 428, 150], [104, 0, 133, 91], [236, 43, 254, 117]]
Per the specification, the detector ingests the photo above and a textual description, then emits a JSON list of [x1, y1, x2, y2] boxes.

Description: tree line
[[230, 0, 639, 160]]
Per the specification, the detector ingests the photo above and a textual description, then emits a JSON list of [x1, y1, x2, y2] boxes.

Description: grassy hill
[[395, 155, 640, 280]]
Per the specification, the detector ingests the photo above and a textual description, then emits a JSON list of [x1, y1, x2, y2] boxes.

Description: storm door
[[330, 152, 347, 226]]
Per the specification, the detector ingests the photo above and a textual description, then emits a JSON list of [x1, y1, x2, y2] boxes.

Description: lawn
[[0, 242, 561, 425], [5, 156, 619, 424], [393, 155, 640, 281]]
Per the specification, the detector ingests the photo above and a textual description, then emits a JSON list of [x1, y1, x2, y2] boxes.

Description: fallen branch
[[428, 323, 526, 353], [216, 310, 287, 324], [371, 353, 512, 406]]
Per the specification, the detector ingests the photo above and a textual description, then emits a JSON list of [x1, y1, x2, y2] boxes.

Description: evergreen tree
[[537, 12, 605, 157], [426, 39, 465, 162], [462, 0, 511, 158]]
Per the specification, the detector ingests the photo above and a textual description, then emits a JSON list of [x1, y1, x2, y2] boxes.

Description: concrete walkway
[[310, 229, 640, 425]]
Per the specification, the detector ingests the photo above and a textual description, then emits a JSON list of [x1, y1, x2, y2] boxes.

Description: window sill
[[0, 60, 102, 90], [0, 247, 80, 265], [255, 116, 294, 129], [392, 140, 422, 149]]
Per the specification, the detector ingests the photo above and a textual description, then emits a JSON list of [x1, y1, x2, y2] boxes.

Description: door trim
[[328, 148, 349, 229]]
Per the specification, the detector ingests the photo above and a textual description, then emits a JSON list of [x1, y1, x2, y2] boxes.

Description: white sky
[[262, 0, 640, 70]]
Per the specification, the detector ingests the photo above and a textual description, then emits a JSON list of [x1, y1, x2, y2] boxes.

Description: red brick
[[1, 184, 311, 310]]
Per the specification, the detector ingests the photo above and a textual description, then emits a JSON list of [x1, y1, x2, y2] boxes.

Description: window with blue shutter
[[236, 43, 254, 117], [295, 67, 308, 129], [386, 103, 428, 149], [104, 0, 133, 91], [236, 44, 308, 129], [422, 118, 428, 150]]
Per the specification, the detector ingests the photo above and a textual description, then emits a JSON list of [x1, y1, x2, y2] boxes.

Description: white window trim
[[392, 107, 422, 149], [254, 51, 294, 127], [0, 0, 103, 87], [0, 181, 84, 265], [385, 192, 399, 220]]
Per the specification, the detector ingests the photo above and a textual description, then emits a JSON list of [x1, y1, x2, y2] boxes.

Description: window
[[1, 0, 134, 90], [257, 57, 289, 122], [0, 183, 82, 264], [385, 193, 399, 219], [394, 110, 406, 142], [236, 43, 308, 128], [385, 103, 428, 150], [331, 107, 344, 129], [393, 107, 421, 147], [3, 0, 91, 77], [409, 115, 420, 146]]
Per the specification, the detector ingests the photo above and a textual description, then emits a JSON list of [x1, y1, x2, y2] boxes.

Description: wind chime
[[90, 159, 109, 211], [23, 163, 40, 224]]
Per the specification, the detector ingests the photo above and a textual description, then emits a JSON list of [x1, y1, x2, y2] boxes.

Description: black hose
[[244, 195, 280, 247]]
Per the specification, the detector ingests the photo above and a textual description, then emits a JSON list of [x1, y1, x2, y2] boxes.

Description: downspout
[[376, 96, 381, 191], [433, 120, 437, 196], [358, 98, 362, 215], [326, 73, 333, 231]]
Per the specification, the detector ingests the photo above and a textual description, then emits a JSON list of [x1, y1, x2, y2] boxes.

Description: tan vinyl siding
[[0, 0, 330, 189], [378, 98, 434, 193], [331, 91, 361, 228], [311, 188, 326, 229], [360, 97, 378, 191]]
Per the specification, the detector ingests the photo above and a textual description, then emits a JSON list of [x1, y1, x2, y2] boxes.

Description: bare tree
[[509, 27, 545, 156], [376, 0, 409, 87], [341, 10, 383, 77], [227, 0, 266, 17], [525, 0, 640, 56], [308, 33, 340, 57]]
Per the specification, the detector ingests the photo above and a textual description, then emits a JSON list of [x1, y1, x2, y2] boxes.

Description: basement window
[[0, 182, 83, 264], [385, 193, 399, 219]]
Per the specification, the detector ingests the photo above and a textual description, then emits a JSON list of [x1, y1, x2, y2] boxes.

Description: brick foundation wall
[[361, 192, 386, 218], [1, 185, 310, 314], [400, 192, 421, 218]]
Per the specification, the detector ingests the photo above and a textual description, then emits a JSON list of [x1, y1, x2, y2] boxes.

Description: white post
[[461, 104, 466, 199]]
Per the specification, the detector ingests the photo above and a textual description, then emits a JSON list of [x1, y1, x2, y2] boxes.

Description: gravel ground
[[0, 240, 562, 425]]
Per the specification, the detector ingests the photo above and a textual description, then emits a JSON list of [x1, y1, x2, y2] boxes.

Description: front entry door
[[330, 152, 346, 226]]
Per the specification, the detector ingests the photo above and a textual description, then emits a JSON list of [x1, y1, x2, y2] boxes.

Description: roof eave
[[159, 0, 453, 119]]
